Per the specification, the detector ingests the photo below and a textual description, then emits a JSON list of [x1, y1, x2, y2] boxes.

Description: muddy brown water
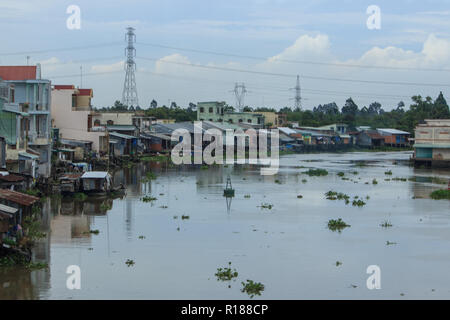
[[1, 151, 450, 299]]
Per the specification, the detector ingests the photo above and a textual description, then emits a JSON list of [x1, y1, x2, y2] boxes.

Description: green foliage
[[327, 218, 350, 232], [73, 193, 88, 201], [430, 189, 450, 200], [284, 92, 449, 134], [142, 195, 157, 202], [215, 262, 238, 281], [241, 280, 265, 298]]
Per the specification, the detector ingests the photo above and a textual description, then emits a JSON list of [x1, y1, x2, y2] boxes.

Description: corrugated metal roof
[[377, 128, 411, 135], [19, 152, 39, 159], [0, 203, 18, 214], [81, 171, 109, 179], [109, 132, 136, 140], [0, 189, 39, 206]]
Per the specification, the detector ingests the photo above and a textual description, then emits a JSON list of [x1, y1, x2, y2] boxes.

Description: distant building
[[414, 119, 450, 167], [51, 85, 108, 154], [197, 101, 264, 128], [246, 111, 287, 127], [376, 128, 410, 147]]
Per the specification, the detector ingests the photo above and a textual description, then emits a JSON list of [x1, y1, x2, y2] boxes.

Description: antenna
[[122, 27, 139, 107]]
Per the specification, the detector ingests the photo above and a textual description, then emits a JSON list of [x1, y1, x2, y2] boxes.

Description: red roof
[[78, 89, 93, 97], [0, 189, 39, 206], [54, 85, 75, 90], [0, 66, 37, 81]]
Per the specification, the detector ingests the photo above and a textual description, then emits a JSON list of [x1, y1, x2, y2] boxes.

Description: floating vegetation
[[341, 177, 350, 181], [215, 262, 238, 281], [304, 168, 328, 176], [354, 162, 367, 167], [336, 261, 342, 267], [297, 194, 303, 199], [159, 205, 168, 209], [89, 229, 100, 235], [386, 241, 397, 246], [352, 199, 366, 207], [181, 215, 190, 220], [385, 170, 393, 175], [241, 280, 265, 298], [0, 253, 48, 270], [142, 195, 157, 202], [274, 179, 282, 184], [430, 189, 450, 200], [125, 259, 135, 267], [392, 177, 407, 182], [327, 218, 350, 232], [138, 235, 146, 239], [381, 221, 393, 228], [73, 192, 88, 201], [352, 171, 359, 175], [372, 179, 378, 185], [259, 203, 274, 210], [23, 188, 40, 197], [337, 172, 345, 177], [244, 194, 251, 198], [385, 179, 391, 181], [173, 216, 178, 219], [325, 191, 350, 203], [301, 179, 308, 183], [201, 165, 209, 170]]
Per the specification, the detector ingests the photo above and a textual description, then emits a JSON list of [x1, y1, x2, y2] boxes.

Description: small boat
[[80, 171, 113, 195], [58, 173, 82, 194]]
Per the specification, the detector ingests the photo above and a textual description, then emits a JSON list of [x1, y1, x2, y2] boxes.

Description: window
[[247, 119, 252, 123], [107, 120, 114, 125], [94, 119, 101, 126], [228, 119, 233, 124], [239, 119, 243, 123], [200, 107, 204, 113], [209, 107, 213, 113]]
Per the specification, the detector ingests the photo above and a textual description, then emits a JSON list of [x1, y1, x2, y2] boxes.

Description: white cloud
[[91, 61, 124, 73]]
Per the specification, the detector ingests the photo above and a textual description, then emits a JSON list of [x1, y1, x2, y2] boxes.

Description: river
[[1, 151, 450, 299]]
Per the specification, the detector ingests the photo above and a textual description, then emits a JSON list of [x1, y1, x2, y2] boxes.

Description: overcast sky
[[1, 0, 450, 110]]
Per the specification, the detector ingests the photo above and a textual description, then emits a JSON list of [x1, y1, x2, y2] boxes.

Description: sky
[[1, 0, 450, 111]]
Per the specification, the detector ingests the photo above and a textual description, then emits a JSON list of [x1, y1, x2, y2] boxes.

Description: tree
[[368, 102, 382, 115], [433, 91, 450, 118], [150, 99, 157, 109], [243, 106, 253, 112]]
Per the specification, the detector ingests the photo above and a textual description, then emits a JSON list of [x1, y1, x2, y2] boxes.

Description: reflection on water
[[1, 152, 450, 299]]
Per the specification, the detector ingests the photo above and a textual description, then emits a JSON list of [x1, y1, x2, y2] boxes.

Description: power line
[[137, 41, 450, 72], [136, 56, 450, 88], [0, 42, 123, 57]]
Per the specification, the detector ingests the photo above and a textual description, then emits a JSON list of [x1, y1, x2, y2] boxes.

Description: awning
[[0, 203, 18, 216], [19, 152, 39, 160]]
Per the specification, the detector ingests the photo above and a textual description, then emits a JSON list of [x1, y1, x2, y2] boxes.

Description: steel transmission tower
[[231, 83, 247, 112], [122, 27, 139, 107], [290, 75, 302, 110]]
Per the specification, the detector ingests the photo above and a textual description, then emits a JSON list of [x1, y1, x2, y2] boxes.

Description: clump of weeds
[[142, 195, 157, 202], [215, 262, 238, 281], [125, 259, 135, 267], [241, 280, 265, 298], [327, 218, 350, 232], [259, 203, 274, 210], [381, 221, 393, 228]]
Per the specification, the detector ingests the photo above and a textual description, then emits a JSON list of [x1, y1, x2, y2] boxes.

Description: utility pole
[[122, 27, 139, 107], [26, 56, 30, 66], [230, 83, 247, 112], [290, 75, 302, 110]]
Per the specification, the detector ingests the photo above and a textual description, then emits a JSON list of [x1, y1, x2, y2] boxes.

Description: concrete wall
[[51, 88, 106, 152], [92, 112, 134, 126]]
